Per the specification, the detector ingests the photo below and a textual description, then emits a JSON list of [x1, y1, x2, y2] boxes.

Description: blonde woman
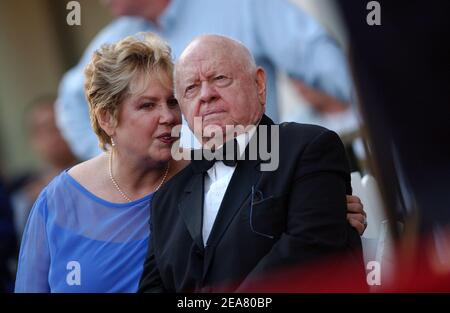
[[15, 33, 186, 292]]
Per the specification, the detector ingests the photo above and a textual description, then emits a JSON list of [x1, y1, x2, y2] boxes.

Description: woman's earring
[[111, 137, 116, 147]]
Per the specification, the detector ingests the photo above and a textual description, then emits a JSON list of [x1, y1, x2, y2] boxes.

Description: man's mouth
[[202, 110, 226, 120]]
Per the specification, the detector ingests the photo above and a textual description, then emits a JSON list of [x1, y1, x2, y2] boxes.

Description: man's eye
[[185, 85, 198, 96], [186, 85, 196, 91], [214, 75, 231, 87]]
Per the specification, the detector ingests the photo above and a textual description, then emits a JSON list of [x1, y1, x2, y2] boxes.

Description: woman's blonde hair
[[84, 32, 173, 150]]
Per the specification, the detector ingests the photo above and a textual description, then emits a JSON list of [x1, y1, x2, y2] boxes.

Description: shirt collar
[[191, 116, 268, 174], [206, 123, 258, 181]]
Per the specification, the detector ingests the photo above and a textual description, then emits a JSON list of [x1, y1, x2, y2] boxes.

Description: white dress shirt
[[202, 128, 256, 245]]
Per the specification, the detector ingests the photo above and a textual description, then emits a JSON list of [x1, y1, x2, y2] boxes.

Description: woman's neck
[[109, 149, 168, 200]]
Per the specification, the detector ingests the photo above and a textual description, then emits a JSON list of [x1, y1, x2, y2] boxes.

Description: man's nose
[[199, 81, 219, 104]]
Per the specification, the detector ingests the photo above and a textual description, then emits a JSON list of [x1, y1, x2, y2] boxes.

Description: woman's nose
[[159, 104, 179, 124]]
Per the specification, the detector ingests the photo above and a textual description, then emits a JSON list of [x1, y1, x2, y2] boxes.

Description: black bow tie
[[192, 139, 240, 173]]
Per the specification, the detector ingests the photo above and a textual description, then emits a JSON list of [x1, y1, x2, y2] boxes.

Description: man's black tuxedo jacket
[[138, 115, 363, 292]]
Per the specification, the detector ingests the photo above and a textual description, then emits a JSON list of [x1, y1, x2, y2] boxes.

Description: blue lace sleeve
[[15, 189, 50, 292]]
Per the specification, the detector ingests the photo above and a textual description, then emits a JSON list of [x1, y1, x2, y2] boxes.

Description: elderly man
[[138, 35, 364, 292]]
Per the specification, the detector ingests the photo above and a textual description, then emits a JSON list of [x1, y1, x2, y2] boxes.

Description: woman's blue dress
[[15, 170, 153, 292]]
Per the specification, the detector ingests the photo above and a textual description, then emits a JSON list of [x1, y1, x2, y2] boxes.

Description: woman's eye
[[139, 102, 155, 109], [215, 75, 226, 80], [168, 98, 179, 107]]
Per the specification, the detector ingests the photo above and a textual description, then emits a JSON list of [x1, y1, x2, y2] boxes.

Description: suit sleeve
[[238, 129, 362, 290], [137, 240, 166, 292], [138, 199, 166, 293]]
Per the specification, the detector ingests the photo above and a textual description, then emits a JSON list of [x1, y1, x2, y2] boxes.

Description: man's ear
[[255, 67, 266, 105], [96, 109, 116, 137]]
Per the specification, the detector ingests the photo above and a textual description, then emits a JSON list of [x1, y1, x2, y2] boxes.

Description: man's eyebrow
[[183, 76, 199, 85]]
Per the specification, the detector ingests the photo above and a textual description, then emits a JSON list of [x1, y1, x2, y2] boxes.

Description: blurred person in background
[[0, 173, 16, 293], [57, 0, 355, 161], [9, 97, 78, 239]]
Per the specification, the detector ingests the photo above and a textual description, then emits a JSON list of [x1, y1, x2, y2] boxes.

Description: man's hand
[[346, 195, 367, 235]]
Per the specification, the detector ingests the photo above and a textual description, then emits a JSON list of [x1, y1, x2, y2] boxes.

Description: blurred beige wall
[[0, 0, 112, 178]]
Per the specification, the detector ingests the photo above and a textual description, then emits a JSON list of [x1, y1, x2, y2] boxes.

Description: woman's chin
[[148, 148, 173, 163]]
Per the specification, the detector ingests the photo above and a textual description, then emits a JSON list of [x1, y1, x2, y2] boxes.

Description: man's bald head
[[174, 34, 266, 144], [175, 35, 257, 85]]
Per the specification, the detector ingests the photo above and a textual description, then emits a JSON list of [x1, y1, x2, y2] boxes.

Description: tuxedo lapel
[[177, 171, 205, 250]]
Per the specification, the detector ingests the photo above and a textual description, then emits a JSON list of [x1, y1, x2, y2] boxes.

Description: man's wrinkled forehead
[[179, 57, 230, 79], [177, 50, 233, 81]]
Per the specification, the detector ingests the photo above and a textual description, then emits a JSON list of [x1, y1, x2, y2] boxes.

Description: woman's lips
[[157, 133, 177, 144]]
